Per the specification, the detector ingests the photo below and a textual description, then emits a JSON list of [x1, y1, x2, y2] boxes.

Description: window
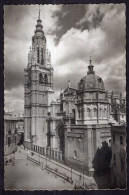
[[93, 108, 97, 117], [104, 108, 106, 117], [87, 108, 91, 118], [39, 73, 43, 83], [78, 109, 80, 118], [41, 48, 43, 65], [99, 108, 102, 117], [44, 74, 48, 83], [120, 136, 123, 145], [37, 46, 39, 63], [8, 137, 11, 147], [74, 150, 77, 159], [121, 158, 125, 171]]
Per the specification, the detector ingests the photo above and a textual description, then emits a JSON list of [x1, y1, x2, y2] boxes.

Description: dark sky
[[4, 4, 126, 112]]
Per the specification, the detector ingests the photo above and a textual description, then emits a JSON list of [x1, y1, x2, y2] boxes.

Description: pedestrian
[[12, 158, 15, 166], [74, 184, 77, 189]]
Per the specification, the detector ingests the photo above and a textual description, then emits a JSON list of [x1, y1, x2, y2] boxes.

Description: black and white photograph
[[4, 4, 126, 190]]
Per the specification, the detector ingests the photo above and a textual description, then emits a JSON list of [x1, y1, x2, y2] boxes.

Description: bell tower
[[24, 9, 54, 149]]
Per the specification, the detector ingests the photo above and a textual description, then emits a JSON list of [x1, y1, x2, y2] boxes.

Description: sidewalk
[[5, 152, 73, 190], [23, 147, 97, 189]]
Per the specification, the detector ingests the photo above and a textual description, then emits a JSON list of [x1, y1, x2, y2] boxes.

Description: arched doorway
[[58, 125, 65, 160]]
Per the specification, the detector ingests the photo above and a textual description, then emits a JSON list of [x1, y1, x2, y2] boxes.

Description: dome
[[78, 59, 105, 91]]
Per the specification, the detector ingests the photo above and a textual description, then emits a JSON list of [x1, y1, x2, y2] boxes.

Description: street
[[5, 147, 73, 190]]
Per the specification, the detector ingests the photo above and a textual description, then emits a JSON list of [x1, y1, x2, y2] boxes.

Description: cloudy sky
[[4, 4, 126, 112]]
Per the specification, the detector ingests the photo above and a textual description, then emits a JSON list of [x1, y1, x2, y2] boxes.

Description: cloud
[[52, 4, 126, 94], [4, 87, 24, 112], [4, 4, 126, 112]]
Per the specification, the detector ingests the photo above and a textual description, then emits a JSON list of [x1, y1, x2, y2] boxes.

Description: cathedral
[[24, 12, 126, 175]]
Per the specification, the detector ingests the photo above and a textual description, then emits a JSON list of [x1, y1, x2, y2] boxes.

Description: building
[[24, 12, 126, 175], [111, 122, 126, 188], [4, 112, 25, 157], [4, 112, 19, 156], [17, 116, 24, 145], [24, 11, 54, 150]]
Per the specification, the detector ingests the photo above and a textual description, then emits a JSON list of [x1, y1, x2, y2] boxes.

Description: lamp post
[[83, 138, 84, 186], [71, 167, 72, 180], [80, 134, 84, 186], [39, 152, 40, 164]]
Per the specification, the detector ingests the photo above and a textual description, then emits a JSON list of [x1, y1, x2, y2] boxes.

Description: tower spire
[[38, 5, 40, 20]]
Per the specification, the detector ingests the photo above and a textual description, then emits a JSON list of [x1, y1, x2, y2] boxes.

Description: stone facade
[[24, 14, 126, 175]]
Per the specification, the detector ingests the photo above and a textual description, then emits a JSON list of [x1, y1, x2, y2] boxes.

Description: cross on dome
[[87, 56, 95, 75]]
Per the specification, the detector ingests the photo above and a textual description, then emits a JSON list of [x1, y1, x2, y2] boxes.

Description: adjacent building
[[4, 112, 19, 156], [111, 122, 126, 188], [4, 112, 25, 157]]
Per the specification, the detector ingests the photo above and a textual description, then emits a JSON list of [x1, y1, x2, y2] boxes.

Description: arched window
[[44, 74, 48, 83], [87, 108, 91, 118], [41, 48, 43, 65], [37, 46, 39, 63], [39, 73, 43, 83], [93, 108, 97, 117], [78, 109, 80, 118], [100, 108, 102, 118], [104, 108, 106, 118]]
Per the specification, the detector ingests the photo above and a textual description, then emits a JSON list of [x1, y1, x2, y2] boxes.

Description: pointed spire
[[38, 5, 40, 20], [34, 5, 44, 35]]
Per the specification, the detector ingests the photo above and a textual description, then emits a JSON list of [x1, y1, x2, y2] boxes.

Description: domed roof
[[78, 59, 105, 91]]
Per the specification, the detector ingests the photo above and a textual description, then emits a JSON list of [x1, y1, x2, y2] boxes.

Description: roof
[[78, 73, 105, 91], [63, 87, 77, 95]]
